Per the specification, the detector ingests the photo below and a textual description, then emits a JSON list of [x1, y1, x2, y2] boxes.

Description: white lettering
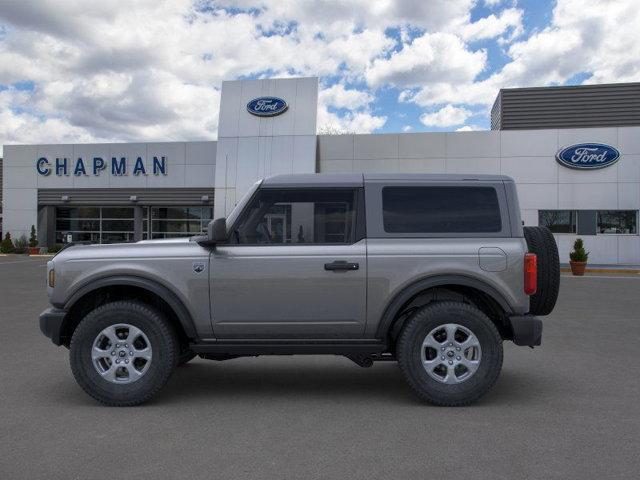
[[570, 147, 607, 164]]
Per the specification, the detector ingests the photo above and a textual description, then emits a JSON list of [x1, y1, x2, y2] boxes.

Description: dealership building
[[1, 78, 640, 264]]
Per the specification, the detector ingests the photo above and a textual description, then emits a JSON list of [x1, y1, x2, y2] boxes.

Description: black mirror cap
[[208, 217, 227, 243]]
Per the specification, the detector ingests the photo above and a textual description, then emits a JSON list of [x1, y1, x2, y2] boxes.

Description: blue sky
[[0, 0, 637, 150]]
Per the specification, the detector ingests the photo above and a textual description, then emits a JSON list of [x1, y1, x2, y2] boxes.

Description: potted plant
[[569, 238, 589, 276], [1, 232, 15, 253], [28, 225, 40, 255]]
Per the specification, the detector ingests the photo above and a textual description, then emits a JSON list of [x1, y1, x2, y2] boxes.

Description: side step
[[190, 339, 388, 356]]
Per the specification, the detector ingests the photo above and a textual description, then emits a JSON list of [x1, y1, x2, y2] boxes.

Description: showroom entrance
[[37, 188, 215, 247]]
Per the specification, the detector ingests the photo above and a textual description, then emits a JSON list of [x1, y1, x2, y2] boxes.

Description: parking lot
[[1, 255, 639, 479]]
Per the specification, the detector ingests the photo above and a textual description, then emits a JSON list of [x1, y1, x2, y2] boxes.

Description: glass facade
[[145, 206, 213, 239], [55, 206, 213, 244], [539, 210, 577, 233], [597, 210, 638, 234], [55, 207, 131, 244]]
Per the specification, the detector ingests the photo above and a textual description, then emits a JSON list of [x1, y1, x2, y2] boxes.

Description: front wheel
[[70, 301, 178, 406], [397, 302, 503, 406]]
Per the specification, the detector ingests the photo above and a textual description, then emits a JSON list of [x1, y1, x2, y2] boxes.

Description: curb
[[560, 267, 640, 275]]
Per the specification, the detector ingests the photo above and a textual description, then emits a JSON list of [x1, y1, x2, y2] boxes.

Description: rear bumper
[[508, 315, 542, 347], [39, 308, 68, 346]]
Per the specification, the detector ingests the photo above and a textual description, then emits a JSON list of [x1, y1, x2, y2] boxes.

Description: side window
[[232, 189, 356, 245], [382, 186, 502, 234]]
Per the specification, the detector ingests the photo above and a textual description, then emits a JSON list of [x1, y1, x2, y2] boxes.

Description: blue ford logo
[[556, 143, 620, 170], [247, 97, 288, 117]]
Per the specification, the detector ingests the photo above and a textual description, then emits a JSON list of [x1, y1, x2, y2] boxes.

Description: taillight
[[524, 253, 537, 295]]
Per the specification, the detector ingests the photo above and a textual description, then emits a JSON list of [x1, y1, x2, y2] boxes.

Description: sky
[[0, 0, 638, 154]]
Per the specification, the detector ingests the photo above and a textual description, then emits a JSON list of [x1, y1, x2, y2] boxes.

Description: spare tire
[[523, 226, 560, 316]]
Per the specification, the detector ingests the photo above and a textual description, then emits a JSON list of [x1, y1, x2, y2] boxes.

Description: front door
[[210, 187, 366, 338]]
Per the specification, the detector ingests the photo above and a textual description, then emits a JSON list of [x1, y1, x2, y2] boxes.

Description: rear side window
[[382, 186, 502, 233]]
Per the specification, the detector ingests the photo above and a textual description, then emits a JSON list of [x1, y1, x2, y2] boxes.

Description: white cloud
[[319, 84, 373, 110], [402, 125, 413, 132], [456, 125, 484, 131], [366, 32, 486, 88], [458, 8, 523, 42], [420, 105, 472, 127]]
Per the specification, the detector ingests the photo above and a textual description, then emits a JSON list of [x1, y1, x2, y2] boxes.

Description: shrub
[[569, 238, 589, 262], [48, 244, 64, 254], [1, 233, 15, 253], [13, 235, 29, 254], [29, 225, 38, 248]]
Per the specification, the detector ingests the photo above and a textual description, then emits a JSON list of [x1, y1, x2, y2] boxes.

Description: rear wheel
[[70, 301, 178, 406], [397, 302, 503, 406]]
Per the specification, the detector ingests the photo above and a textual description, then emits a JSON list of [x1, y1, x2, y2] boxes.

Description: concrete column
[[37, 205, 56, 248], [133, 206, 144, 241]]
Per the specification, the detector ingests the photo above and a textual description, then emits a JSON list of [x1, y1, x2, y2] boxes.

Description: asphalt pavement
[[1, 255, 639, 479]]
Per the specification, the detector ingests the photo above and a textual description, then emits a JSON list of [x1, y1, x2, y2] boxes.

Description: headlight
[[48, 268, 55, 288]]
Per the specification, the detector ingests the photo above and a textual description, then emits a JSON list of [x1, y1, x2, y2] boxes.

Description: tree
[[1, 233, 15, 253], [29, 225, 38, 248]]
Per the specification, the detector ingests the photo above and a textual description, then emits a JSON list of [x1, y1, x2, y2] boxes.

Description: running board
[[190, 339, 387, 356]]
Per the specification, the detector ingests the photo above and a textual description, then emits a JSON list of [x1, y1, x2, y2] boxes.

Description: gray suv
[[39, 174, 560, 406]]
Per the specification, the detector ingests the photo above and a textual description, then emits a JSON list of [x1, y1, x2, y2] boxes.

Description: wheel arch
[[375, 275, 515, 342], [59, 275, 197, 347]]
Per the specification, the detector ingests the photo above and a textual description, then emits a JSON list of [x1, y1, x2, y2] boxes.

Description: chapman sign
[[246, 97, 288, 117], [556, 143, 620, 170], [36, 156, 168, 177]]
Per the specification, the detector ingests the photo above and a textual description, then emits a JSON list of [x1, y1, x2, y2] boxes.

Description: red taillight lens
[[524, 253, 537, 295]]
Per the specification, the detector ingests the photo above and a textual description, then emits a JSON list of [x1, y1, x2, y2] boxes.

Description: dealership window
[[56, 207, 135, 244], [539, 210, 577, 233], [382, 186, 502, 234], [231, 189, 355, 245], [597, 210, 638, 234], [146, 206, 213, 239]]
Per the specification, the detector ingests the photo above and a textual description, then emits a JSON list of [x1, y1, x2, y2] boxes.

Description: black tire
[[523, 226, 560, 316], [397, 302, 503, 406], [70, 301, 178, 406], [176, 349, 197, 367]]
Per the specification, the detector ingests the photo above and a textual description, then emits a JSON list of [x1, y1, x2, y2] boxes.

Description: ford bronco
[[39, 174, 559, 406]]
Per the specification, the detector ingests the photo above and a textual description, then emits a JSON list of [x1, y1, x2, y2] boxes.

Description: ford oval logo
[[556, 143, 620, 170], [247, 97, 288, 117]]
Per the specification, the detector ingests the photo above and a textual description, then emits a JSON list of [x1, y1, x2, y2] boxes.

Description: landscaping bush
[[29, 225, 38, 248], [13, 235, 29, 254], [1, 233, 15, 253], [48, 244, 64, 254]]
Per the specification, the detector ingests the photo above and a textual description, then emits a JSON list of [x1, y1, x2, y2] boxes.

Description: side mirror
[[208, 217, 227, 243]]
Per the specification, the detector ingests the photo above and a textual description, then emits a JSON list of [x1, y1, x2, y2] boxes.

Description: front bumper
[[509, 315, 542, 347], [39, 308, 68, 346]]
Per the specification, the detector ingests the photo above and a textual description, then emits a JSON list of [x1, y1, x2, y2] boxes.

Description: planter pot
[[570, 261, 587, 276], [28, 246, 40, 255]]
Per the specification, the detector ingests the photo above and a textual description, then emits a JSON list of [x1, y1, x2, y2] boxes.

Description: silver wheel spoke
[[422, 334, 441, 350], [99, 363, 118, 382], [460, 357, 480, 375], [443, 364, 458, 384], [133, 347, 152, 361], [92, 346, 109, 360], [444, 324, 458, 344], [125, 366, 144, 382], [126, 325, 143, 345], [460, 333, 480, 350], [102, 326, 119, 347]]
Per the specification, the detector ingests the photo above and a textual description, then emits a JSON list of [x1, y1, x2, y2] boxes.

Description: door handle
[[324, 260, 359, 271]]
